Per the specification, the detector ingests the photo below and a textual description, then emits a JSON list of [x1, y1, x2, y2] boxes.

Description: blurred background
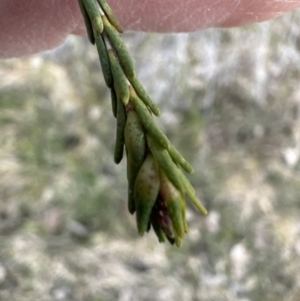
[[1, 8, 300, 301]]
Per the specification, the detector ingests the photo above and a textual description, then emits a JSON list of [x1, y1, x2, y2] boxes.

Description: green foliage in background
[[1, 9, 300, 301]]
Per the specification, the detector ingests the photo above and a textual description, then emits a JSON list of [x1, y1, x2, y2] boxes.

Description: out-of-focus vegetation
[[1, 9, 300, 301]]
